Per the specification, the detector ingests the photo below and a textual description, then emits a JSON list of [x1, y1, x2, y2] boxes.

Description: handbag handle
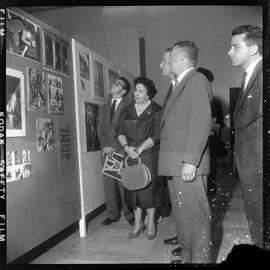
[[124, 156, 141, 168]]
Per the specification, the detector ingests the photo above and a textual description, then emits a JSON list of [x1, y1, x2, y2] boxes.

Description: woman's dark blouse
[[115, 101, 162, 152]]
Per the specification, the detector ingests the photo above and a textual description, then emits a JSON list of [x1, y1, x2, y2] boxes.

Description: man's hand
[[181, 163, 196, 182], [103, 146, 115, 157]]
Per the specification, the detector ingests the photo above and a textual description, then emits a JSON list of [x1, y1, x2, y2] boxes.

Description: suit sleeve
[[182, 74, 212, 167]]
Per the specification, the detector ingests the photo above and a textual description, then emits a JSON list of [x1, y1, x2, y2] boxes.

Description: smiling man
[[228, 25, 263, 248]]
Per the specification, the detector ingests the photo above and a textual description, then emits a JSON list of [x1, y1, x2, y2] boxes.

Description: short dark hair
[[134, 77, 157, 100], [197, 67, 214, 82], [118, 76, 131, 96], [232, 25, 262, 55], [173, 40, 199, 66]]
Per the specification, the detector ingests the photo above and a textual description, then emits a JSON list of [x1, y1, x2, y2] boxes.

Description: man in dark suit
[[158, 40, 212, 263], [159, 48, 179, 246], [97, 77, 134, 226], [228, 25, 262, 247]]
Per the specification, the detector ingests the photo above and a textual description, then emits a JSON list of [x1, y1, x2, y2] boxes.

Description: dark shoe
[[101, 218, 119, 225], [128, 219, 135, 226], [164, 235, 178, 245], [171, 246, 182, 256], [171, 259, 184, 264]]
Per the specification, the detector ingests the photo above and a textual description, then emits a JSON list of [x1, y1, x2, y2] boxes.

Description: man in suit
[[228, 25, 263, 248], [159, 48, 179, 247], [97, 77, 134, 226], [158, 40, 212, 263]]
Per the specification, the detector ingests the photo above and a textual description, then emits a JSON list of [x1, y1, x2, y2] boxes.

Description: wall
[[6, 8, 82, 262], [27, 5, 262, 145]]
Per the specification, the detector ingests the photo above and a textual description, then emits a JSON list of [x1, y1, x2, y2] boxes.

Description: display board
[[6, 8, 80, 263]]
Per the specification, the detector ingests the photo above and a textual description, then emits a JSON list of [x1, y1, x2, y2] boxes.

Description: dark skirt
[[124, 150, 165, 209]]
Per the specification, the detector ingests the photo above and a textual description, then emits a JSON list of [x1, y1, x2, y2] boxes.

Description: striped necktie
[[110, 100, 117, 122]]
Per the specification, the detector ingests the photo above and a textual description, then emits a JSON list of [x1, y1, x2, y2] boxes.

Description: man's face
[[228, 33, 253, 69], [160, 51, 171, 76], [110, 79, 125, 96]]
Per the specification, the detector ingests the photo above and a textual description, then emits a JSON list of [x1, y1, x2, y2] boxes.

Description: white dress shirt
[[244, 57, 262, 91]]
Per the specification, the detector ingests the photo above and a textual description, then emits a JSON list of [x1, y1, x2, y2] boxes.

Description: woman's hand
[[124, 145, 139, 159]]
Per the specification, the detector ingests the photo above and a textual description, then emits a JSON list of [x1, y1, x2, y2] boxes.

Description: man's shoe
[[171, 246, 182, 256], [163, 235, 178, 245], [171, 259, 184, 264], [128, 219, 135, 226], [101, 218, 119, 225]]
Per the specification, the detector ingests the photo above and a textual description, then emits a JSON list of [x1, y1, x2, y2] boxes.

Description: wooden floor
[[31, 164, 252, 264]]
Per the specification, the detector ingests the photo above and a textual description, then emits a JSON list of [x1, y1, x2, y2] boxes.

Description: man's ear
[[121, 89, 127, 96], [250, 44, 259, 56]]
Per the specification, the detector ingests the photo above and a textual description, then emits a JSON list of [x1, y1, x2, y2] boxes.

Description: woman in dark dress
[[116, 77, 164, 240]]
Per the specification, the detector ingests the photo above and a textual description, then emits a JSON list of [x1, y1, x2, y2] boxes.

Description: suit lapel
[[161, 69, 195, 127], [234, 59, 262, 118]]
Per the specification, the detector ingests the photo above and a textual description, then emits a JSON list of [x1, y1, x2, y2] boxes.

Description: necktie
[[110, 100, 117, 122], [241, 72, 247, 92]]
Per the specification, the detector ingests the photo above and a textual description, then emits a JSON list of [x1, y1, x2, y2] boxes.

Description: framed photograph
[[84, 102, 100, 152], [79, 49, 91, 92], [57, 122, 74, 172], [92, 58, 106, 101], [6, 67, 26, 137], [36, 118, 56, 152], [61, 39, 70, 75], [48, 74, 64, 114], [54, 38, 62, 72], [44, 31, 54, 68], [6, 149, 32, 182], [27, 67, 46, 112], [6, 9, 41, 62]]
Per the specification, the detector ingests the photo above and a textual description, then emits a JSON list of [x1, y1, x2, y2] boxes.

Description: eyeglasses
[[113, 81, 124, 88]]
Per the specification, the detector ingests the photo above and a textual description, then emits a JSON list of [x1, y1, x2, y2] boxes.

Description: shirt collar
[[245, 57, 262, 76], [176, 68, 194, 84]]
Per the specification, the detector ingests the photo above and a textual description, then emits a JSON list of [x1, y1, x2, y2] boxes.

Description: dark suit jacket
[[233, 59, 262, 141], [97, 97, 131, 163], [233, 59, 262, 184], [158, 69, 212, 176]]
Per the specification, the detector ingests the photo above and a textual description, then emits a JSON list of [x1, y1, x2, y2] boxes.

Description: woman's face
[[134, 83, 149, 104]]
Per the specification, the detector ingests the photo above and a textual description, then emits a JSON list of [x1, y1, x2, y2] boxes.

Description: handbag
[[121, 157, 152, 191]]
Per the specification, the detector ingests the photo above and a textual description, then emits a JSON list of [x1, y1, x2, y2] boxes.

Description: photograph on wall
[[79, 50, 91, 92], [6, 67, 26, 137], [61, 39, 70, 75], [48, 74, 64, 114], [54, 38, 62, 72], [57, 122, 74, 172], [6, 9, 41, 62], [84, 102, 100, 152], [44, 31, 54, 68], [92, 59, 105, 101], [27, 67, 46, 112], [36, 118, 56, 152], [6, 150, 32, 182]]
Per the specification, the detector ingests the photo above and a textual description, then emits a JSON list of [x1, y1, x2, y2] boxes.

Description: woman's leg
[[131, 206, 143, 233], [146, 208, 156, 234]]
